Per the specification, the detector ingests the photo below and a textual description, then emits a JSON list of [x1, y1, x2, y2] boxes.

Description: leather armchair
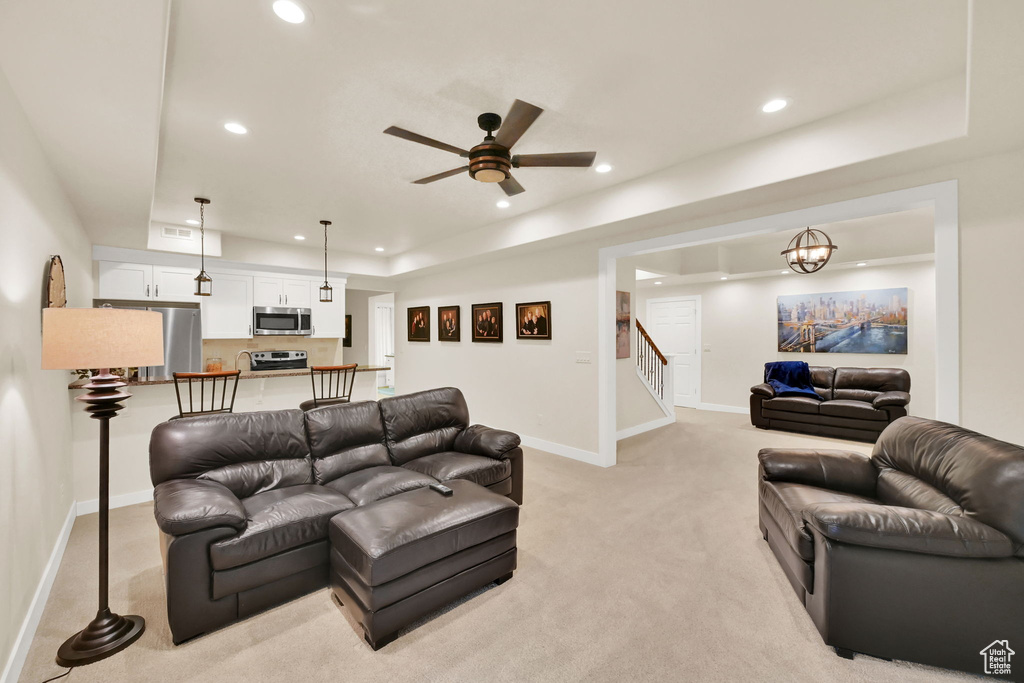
[[757, 417, 1024, 676]]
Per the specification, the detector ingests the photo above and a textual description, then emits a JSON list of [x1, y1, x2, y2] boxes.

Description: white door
[[648, 297, 700, 407], [253, 276, 283, 307], [98, 262, 153, 300], [153, 266, 200, 302], [282, 278, 311, 308], [201, 272, 253, 339]]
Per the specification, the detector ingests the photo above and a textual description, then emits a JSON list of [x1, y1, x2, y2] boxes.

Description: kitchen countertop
[[68, 365, 391, 389]]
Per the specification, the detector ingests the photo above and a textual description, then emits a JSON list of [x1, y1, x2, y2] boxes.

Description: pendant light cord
[[200, 201, 206, 272], [323, 222, 329, 284]]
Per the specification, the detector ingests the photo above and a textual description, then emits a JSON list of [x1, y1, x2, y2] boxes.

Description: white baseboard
[[1, 502, 76, 683], [697, 402, 747, 415], [519, 435, 605, 468], [616, 415, 675, 441], [76, 487, 154, 516]]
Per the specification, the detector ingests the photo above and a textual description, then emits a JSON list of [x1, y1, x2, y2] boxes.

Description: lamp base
[[55, 609, 144, 667]]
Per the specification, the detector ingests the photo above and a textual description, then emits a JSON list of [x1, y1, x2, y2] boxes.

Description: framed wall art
[[471, 302, 503, 343], [408, 306, 430, 342], [515, 301, 551, 340], [438, 305, 460, 342]]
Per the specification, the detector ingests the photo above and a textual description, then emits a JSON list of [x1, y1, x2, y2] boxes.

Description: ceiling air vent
[[162, 226, 193, 240]]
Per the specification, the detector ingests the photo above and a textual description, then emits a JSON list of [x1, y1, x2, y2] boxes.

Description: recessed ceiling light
[[375, 247, 384, 252], [294, 235, 305, 240], [720, 276, 728, 280], [273, 0, 306, 23], [781, 270, 789, 274], [761, 98, 789, 113], [654, 281, 662, 285], [857, 262, 868, 267], [186, 219, 200, 226], [595, 163, 612, 173], [224, 122, 248, 135], [496, 200, 510, 208]]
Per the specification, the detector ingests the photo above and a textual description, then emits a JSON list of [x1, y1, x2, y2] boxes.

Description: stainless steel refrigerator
[[96, 302, 202, 378]]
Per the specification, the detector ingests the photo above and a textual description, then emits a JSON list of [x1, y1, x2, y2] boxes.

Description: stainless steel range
[[250, 350, 308, 371]]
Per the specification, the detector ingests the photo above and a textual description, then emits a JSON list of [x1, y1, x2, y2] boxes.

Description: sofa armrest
[[803, 503, 1014, 558], [873, 391, 911, 408], [454, 424, 521, 459], [758, 448, 877, 498], [153, 479, 247, 536], [750, 383, 775, 398]]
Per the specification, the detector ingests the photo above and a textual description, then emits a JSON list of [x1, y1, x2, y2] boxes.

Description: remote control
[[430, 483, 454, 497]]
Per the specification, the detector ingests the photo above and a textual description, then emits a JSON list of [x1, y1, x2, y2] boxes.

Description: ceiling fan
[[383, 99, 596, 197]]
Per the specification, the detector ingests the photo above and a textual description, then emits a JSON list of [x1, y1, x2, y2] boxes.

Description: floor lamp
[[41, 307, 164, 667]]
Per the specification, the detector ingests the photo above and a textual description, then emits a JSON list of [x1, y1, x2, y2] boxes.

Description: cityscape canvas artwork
[[777, 287, 908, 354]]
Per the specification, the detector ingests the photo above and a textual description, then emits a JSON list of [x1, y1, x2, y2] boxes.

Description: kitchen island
[[67, 365, 391, 509]]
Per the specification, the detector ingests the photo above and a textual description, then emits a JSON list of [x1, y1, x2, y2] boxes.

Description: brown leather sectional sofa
[[149, 387, 523, 645], [758, 417, 1024, 677], [750, 366, 910, 442]]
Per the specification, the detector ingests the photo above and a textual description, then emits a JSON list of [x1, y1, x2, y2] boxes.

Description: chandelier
[[781, 227, 837, 274]]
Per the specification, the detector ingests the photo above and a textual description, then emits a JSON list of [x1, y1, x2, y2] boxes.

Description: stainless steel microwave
[[253, 307, 312, 336]]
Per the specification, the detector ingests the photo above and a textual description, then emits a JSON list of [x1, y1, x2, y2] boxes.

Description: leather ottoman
[[329, 480, 519, 649]]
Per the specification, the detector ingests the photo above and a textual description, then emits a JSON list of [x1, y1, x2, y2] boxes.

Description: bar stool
[[300, 363, 357, 411], [172, 370, 241, 419]]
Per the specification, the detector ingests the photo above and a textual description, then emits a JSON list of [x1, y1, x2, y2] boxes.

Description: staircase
[[635, 318, 677, 418]]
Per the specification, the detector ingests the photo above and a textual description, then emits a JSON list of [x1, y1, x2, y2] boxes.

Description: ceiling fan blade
[[384, 126, 469, 156], [499, 176, 525, 196], [412, 166, 469, 184], [494, 100, 543, 148], [512, 152, 597, 168]]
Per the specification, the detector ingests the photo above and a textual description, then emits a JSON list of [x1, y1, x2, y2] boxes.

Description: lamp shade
[[41, 308, 164, 370]]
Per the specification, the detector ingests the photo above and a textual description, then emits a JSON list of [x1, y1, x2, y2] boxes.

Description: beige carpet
[[20, 410, 972, 682]]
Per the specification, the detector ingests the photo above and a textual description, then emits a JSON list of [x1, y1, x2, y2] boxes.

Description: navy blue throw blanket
[[764, 361, 821, 400]]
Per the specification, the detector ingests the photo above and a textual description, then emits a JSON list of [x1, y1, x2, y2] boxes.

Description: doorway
[[646, 296, 701, 408]]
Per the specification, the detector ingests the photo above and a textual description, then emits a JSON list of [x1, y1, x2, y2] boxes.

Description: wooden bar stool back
[[172, 370, 241, 419], [301, 363, 358, 411]]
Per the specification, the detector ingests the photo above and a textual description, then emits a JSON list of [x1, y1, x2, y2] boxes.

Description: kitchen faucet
[[235, 350, 253, 372]]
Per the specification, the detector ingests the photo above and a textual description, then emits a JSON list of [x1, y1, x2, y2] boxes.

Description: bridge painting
[[777, 287, 908, 354]]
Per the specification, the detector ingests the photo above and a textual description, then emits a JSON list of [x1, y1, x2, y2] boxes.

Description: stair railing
[[635, 319, 668, 399]]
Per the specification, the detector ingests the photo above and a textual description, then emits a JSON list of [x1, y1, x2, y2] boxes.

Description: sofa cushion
[[328, 480, 519, 586], [378, 388, 470, 465], [763, 396, 821, 415], [758, 480, 879, 561], [324, 466, 437, 506], [832, 367, 910, 402], [403, 452, 513, 487], [873, 417, 1024, 554], [210, 484, 354, 570], [819, 399, 889, 421], [304, 401, 391, 484], [150, 409, 312, 498], [809, 366, 836, 401]]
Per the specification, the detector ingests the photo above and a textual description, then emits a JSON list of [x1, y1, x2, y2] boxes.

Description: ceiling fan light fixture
[[781, 226, 838, 274], [473, 168, 508, 183]]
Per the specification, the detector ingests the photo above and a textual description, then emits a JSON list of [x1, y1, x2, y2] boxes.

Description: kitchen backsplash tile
[[203, 337, 343, 370]]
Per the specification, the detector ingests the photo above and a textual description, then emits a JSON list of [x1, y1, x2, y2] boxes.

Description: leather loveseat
[[750, 366, 910, 442], [149, 387, 523, 644], [758, 417, 1024, 677]]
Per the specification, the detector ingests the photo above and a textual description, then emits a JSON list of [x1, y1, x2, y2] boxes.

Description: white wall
[[615, 259, 664, 431], [343, 288, 375, 366], [0, 66, 92, 680], [638, 260, 936, 417], [393, 243, 599, 456]]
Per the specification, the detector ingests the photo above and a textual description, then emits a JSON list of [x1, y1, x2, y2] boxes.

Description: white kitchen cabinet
[[153, 266, 200, 302], [201, 272, 253, 339], [253, 276, 313, 308], [310, 282, 345, 338], [283, 278, 311, 308], [98, 261, 153, 300]]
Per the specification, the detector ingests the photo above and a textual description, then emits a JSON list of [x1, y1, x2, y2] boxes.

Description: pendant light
[[781, 226, 838, 274], [319, 220, 333, 303], [193, 197, 212, 296]]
